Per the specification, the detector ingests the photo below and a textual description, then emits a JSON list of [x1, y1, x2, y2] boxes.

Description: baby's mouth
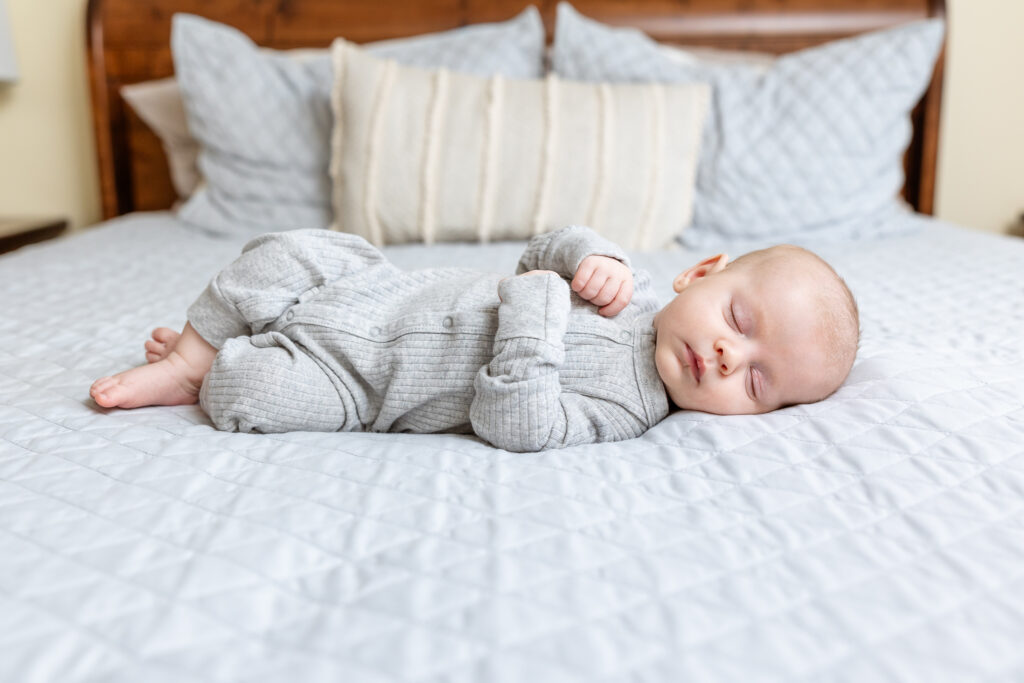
[[685, 343, 704, 383]]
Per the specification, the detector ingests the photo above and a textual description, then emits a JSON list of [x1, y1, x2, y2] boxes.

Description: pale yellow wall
[[0, 0, 99, 232], [0, 0, 1020, 235], [935, 0, 1024, 233]]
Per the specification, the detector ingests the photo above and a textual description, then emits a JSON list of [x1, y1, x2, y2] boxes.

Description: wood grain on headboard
[[86, 0, 946, 221]]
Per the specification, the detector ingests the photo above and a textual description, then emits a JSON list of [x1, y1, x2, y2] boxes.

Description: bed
[[3, 0, 1023, 680]]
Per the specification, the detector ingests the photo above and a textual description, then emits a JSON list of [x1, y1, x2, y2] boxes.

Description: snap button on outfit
[[371, 326, 381, 335], [620, 330, 631, 341], [285, 311, 295, 321], [443, 317, 454, 328]]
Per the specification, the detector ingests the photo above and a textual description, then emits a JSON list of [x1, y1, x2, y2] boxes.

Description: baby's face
[[653, 254, 840, 415]]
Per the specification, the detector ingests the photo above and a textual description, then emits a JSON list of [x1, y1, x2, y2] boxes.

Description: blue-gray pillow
[[172, 10, 546, 237], [552, 3, 945, 246]]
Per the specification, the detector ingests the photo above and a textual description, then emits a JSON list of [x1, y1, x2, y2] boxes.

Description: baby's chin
[[663, 383, 697, 412], [657, 369, 713, 413]]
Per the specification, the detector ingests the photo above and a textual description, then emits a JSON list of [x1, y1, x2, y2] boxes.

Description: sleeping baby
[[90, 225, 859, 451]]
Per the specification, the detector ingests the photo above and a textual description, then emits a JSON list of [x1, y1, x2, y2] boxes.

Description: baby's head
[[652, 245, 858, 415]]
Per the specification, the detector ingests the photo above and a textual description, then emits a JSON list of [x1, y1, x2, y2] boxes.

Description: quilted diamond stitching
[[2, 215, 1023, 681]]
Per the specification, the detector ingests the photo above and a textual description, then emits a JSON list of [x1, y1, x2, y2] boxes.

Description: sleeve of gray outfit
[[470, 272, 648, 453], [521, 223, 662, 314], [630, 269, 662, 314], [515, 224, 631, 277], [186, 229, 385, 348]]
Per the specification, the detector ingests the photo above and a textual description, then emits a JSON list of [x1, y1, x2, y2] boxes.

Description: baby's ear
[[672, 254, 728, 293]]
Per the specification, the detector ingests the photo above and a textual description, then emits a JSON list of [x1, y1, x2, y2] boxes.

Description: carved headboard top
[[86, 0, 946, 220]]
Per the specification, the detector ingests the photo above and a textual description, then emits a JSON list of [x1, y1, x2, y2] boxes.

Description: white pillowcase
[[329, 40, 710, 248]]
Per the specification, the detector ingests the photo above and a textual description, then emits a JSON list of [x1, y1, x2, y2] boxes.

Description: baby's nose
[[714, 340, 739, 375]]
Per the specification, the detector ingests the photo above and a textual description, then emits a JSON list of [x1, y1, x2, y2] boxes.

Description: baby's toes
[[144, 339, 166, 362], [90, 377, 119, 406], [144, 328, 180, 363], [93, 375, 144, 408], [151, 327, 180, 345], [91, 375, 114, 390]]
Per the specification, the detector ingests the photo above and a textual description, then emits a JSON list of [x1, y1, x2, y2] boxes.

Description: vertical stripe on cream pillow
[[329, 39, 710, 249]]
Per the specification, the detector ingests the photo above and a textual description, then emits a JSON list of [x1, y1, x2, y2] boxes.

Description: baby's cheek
[[690, 378, 750, 415], [654, 349, 683, 404], [653, 350, 668, 387]]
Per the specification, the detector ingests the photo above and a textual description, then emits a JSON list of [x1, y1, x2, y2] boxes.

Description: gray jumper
[[187, 225, 670, 451]]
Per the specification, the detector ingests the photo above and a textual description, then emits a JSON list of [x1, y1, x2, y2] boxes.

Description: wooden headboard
[[86, 0, 946, 221]]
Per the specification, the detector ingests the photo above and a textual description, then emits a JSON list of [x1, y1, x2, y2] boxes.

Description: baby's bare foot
[[91, 351, 204, 409], [144, 327, 181, 363]]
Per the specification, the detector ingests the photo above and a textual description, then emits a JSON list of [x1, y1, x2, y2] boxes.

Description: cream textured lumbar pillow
[[329, 39, 710, 249]]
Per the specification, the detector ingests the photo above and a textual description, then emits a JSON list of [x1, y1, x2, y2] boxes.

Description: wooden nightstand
[[1009, 213, 1024, 239], [0, 216, 68, 254]]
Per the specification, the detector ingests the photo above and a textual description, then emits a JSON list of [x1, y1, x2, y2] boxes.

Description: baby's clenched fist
[[571, 255, 633, 317]]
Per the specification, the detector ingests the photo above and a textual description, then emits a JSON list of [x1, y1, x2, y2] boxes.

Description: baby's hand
[[572, 255, 633, 317]]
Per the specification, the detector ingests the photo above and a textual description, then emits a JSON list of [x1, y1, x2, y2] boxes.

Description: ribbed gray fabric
[[188, 225, 670, 451]]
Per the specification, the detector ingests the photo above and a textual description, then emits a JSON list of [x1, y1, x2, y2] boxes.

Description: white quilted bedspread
[[1, 212, 1022, 682]]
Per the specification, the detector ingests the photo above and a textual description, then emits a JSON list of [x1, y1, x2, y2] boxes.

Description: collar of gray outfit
[[630, 310, 670, 425]]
